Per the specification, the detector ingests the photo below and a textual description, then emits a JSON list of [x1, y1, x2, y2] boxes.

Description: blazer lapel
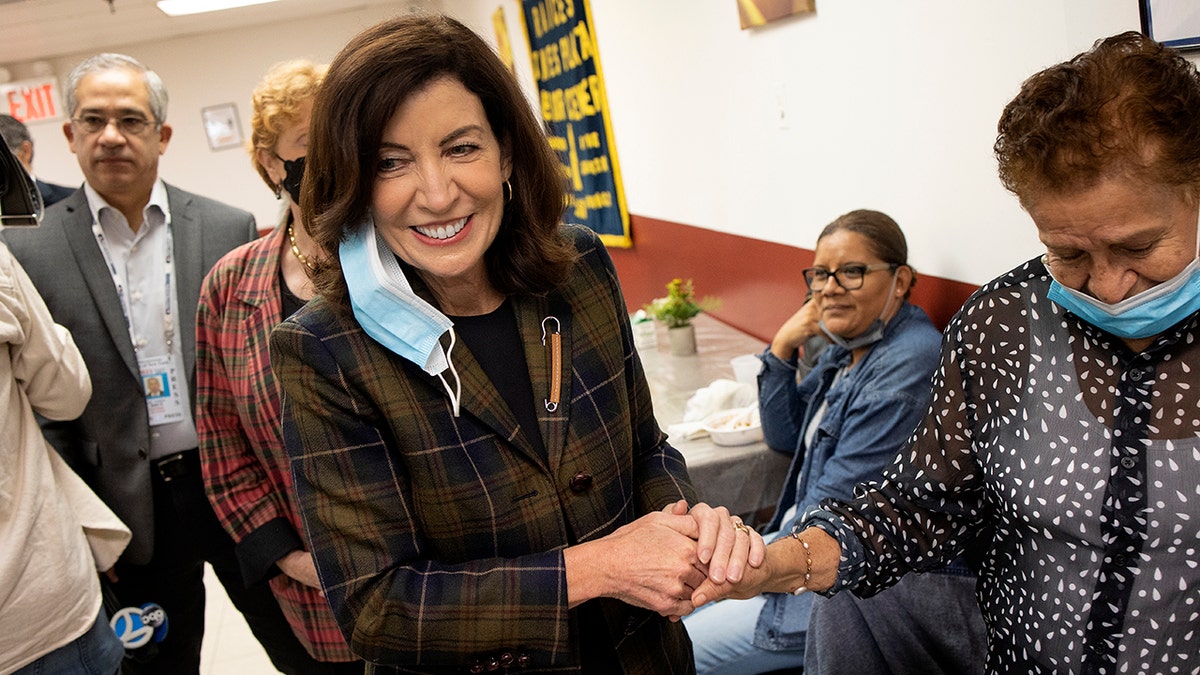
[[59, 194, 140, 381], [514, 294, 572, 473], [167, 186, 203, 384], [397, 270, 567, 471], [447, 327, 543, 466], [237, 229, 287, 432], [430, 294, 573, 473]]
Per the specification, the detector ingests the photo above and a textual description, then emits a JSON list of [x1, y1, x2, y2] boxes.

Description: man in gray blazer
[[1, 54, 310, 675]]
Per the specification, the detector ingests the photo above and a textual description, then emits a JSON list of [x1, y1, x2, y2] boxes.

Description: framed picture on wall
[[736, 0, 815, 30], [201, 103, 243, 151], [1140, 0, 1200, 51]]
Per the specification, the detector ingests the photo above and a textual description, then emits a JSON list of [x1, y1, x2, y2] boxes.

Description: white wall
[[453, 0, 1156, 285], [23, 2, 439, 232], [24, 0, 1195, 286]]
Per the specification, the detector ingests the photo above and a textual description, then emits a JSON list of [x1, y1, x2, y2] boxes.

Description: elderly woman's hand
[[690, 527, 840, 609], [689, 551, 778, 606], [563, 500, 712, 619], [277, 549, 323, 591], [681, 501, 766, 584], [561, 500, 768, 619]]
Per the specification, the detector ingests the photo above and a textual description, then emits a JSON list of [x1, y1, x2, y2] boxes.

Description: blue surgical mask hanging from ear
[[1046, 247, 1200, 340], [340, 219, 462, 414], [1045, 209, 1200, 341]]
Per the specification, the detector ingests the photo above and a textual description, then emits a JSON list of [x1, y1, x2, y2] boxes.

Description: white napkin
[[666, 379, 757, 440]]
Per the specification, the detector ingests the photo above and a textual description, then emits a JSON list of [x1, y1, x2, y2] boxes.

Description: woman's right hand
[[770, 295, 822, 361], [278, 549, 323, 591], [690, 527, 840, 608], [564, 500, 709, 618]]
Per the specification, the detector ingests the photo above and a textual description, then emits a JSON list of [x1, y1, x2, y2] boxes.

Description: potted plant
[[644, 278, 718, 355]]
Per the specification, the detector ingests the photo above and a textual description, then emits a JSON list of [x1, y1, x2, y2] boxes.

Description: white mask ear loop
[[435, 327, 462, 417], [877, 268, 901, 325], [1194, 206, 1200, 258]]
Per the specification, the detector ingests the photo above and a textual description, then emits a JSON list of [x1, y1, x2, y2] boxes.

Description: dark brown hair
[[995, 31, 1200, 205], [817, 209, 915, 297], [302, 14, 575, 303]]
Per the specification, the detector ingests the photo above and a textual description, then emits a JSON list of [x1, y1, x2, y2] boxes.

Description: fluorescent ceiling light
[[156, 0, 282, 17]]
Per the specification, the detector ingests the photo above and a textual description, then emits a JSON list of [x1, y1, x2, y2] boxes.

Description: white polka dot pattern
[[804, 257, 1200, 674]]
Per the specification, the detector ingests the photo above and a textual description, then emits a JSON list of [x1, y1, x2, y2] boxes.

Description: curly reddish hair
[[248, 60, 326, 191], [994, 31, 1200, 205]]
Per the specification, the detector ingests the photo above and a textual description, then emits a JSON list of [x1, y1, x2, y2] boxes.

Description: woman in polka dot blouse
[[693, 31, 1200, 674]]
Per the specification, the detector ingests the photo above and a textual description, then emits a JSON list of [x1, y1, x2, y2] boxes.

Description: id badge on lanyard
[[92, 217, 182, 427], [140, 354, 184, 426]]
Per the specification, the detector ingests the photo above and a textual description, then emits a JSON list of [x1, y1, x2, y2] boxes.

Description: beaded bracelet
[[788, 531, 812, 595]]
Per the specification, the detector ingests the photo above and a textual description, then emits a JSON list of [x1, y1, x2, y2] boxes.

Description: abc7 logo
[[110, 603, 168, 650]]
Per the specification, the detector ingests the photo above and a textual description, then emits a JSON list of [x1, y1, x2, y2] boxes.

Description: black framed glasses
[[71, 114, 156, 136], [802, 262, 897, 291]]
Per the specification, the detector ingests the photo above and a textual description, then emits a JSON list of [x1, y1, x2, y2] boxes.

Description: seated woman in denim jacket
[[684, 209, 986, 675]]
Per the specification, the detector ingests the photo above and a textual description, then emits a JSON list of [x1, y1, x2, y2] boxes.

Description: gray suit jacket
[[0, 184, 257, 564]]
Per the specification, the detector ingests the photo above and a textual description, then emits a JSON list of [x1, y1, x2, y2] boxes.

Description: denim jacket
[[752, 301, 941, 650]]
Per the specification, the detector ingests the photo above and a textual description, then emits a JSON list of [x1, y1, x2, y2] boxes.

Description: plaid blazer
[[271, 226, 698, 674], [196, 223, 354, 661]]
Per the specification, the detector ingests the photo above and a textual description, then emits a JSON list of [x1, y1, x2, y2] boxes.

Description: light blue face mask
[[1045, 210, 1200, 341], [1046, 255, 1200, 340], [340, 218, 462, 415]]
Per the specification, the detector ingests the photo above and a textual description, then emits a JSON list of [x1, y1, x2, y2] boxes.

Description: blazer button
[[138, 448, 148, 459], [569, 472, 593, 493]]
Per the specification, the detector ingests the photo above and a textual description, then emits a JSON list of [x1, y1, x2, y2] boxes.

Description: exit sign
[[3, 77, 65, 124]]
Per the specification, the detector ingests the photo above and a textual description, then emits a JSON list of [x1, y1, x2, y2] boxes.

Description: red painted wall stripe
[[609, 214, 979, 343]]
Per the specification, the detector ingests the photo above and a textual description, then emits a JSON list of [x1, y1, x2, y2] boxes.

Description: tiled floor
[[199, 564, 279, 674]]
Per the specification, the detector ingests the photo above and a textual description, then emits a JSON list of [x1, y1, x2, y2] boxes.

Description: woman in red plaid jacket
[[196, 60, 363, 672]]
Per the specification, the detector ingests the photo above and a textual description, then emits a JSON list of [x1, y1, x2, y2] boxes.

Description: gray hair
[[0, 114, 31, 152], [65, 53, 169, 123]]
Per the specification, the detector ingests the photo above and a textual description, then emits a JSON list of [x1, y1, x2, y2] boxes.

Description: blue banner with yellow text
[[519, 0, 631, 247]]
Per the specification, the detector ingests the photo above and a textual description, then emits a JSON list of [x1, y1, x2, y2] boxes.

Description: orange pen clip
[[541, 316, 561, 412]]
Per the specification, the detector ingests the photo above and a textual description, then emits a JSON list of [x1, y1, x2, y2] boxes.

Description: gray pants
[[805, 566, 987, 675]]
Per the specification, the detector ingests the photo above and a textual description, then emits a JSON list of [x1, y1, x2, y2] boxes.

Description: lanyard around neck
[[91, 217, 176, 354]]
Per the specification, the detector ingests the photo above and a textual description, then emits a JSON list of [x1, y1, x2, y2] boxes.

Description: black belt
[[152, 449, 199, 483]]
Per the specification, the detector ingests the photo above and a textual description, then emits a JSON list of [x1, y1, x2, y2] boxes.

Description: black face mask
[[275, 154, 305, 204]]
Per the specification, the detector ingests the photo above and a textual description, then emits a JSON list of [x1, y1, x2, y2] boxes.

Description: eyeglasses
[[71, 114, 156, 136], [802, 262, 898, 291]]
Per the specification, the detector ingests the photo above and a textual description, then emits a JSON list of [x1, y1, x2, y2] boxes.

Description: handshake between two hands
[[579, 499, 771, 622]]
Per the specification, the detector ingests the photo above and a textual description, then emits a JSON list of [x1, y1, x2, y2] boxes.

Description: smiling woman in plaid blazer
[[269, 14, 764, 675]]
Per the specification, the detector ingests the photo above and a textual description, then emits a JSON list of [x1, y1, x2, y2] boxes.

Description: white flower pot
[[668, 324, 697, 356]]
